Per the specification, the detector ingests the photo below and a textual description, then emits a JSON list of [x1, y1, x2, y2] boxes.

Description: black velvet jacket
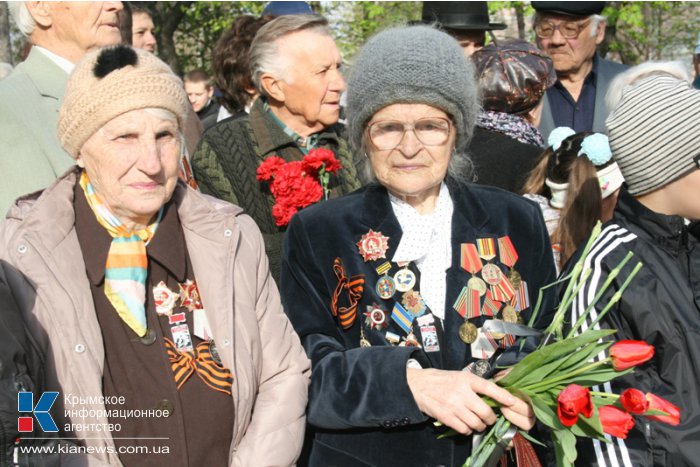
[[280, 180, 557, 467]]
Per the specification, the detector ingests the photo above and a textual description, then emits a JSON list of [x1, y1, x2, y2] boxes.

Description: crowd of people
[[0, 1, 698, 467]]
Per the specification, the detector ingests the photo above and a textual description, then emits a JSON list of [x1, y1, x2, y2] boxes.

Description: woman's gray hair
[[249, 14, 329, 96], [606, 61, 691, 113], [9, 2, 36, 37]]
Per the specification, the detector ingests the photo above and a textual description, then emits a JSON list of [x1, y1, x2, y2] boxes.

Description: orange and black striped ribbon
[[164, 338, 233, 395], [331, 257, 365, 329]]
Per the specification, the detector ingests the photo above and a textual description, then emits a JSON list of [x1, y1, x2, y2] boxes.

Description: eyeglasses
[[534, 19, 591, 39], [367, 117, 452, 150]]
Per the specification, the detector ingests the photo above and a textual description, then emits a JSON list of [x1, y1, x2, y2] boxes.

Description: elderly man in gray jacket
[[0, 2, 123, 214], [532, 1, 627, 141]]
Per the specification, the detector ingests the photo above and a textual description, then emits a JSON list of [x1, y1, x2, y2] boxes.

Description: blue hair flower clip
[[548, 127, 576, 151], [579, 133, 612, 166]]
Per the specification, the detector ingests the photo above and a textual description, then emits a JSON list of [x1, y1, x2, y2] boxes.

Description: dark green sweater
[[191, 99, 362, 282]]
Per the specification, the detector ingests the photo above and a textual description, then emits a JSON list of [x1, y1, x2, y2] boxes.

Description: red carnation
[[557, 384, 594, 427], [271, 202, 298, 227], [599, 406, 635, 439], [620, 388, 649, 414], [645, 393, 681, 426], [609, 340, 654, 371], [256, 156, 286, 182], [302, 148, 342, 174]]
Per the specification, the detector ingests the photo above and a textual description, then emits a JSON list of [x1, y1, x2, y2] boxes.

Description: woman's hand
[[406, 368, 534, 434]]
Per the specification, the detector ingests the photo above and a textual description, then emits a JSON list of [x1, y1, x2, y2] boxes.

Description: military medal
[[501, 305, 519, 323], [506, 269, 522, 290], [490, 275, 515, 302], [481, 263, 503, 286], [509, 281, 530, 312], [385, 331, 401, 345], [179, 279, 203, 311], [375, 262, 396, 299], [459, 321, 478, 344], [402, 290, 426, 316], [460, 243, 483, 275], [364, 304, 388, 330], [471, 328, 499, 360], [153, 281, 178, 316], [453, 286, 481, 319], [359, 327, 371, 348], [357, 229, 390, 262], [391, 302, 414, 334], [400, 332, 420, 347], [467, 276, 487, 297], [488, 319, 506, 340], [481, 293, 501, 317], [394, 264, 416, 292], [171, 324, 194, 352], [465, 359, 491, 378]]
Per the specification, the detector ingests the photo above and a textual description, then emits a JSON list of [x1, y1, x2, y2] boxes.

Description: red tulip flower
[[609, 340, 654, 371], [645, 393, 681, 426], [557, 384, 594, 427], [599, 406, 635, 439], [620, 388, 649, 414]]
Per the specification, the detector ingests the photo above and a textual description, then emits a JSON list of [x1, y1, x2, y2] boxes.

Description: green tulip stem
[[566, 252, 636, 339], [544, 268, 592, 340], [585, 262, 643, 332], [589, 391, 620, 399], [522, 358, 610, 393]]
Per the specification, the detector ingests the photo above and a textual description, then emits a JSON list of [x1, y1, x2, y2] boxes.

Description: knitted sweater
[[191, 99, 362, 282]]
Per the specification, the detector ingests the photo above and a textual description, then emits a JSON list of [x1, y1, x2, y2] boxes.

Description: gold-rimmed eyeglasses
[[535, 19, 591, 39], [367, 117, 452, 150]]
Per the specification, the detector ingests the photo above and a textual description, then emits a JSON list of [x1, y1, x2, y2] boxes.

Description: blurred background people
[[0, 1, 123, 214], [420, 1, 506, 57], [522, 129, 624, 272], [469, 38, 556, 193], [191, 14, 362, 282], [693, 33, 700, 89], [184, 69, 220, 130], [212, 15, 272, 122], [532, 1, 627, 140], [131, 5, 157, 53]]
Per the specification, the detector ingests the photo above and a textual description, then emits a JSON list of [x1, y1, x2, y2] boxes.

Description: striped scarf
[[79, 171, 162, 337]]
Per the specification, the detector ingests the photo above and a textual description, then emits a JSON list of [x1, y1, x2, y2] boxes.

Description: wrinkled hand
[[406, 368, 534, 435]]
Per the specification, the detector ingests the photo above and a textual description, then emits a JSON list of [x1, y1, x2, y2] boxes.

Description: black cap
[[421, 1, 507, 31], [531, 2, 606, 17]]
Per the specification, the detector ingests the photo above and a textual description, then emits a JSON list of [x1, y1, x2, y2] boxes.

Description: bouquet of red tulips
[[462, 223, 681, 466]]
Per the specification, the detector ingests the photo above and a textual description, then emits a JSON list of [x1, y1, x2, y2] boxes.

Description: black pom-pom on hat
[[93, 45, 139, 78]]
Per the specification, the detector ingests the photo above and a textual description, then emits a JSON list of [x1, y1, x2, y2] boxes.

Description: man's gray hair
[[249, 14, 330, 96], [8, 2, 36, 37], [606, 61, 691, 113]]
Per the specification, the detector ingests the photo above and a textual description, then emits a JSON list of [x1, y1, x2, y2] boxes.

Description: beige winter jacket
[[0, 168, 311, 466]]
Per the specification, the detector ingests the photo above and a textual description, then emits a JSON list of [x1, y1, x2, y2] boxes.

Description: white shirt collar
[[34, 46, 74, 74]]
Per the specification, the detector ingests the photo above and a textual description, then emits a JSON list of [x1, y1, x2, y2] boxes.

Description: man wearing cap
[[420, 1, 506, 57], [532, 2, 627, 141], [0, 2, 123, 214], [566, 67, 700, 466]]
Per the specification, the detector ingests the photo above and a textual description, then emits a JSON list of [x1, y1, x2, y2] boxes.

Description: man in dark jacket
[[532, 2, 627, 141], [191, 14, 361, 282], [565, 72, 700, 466]]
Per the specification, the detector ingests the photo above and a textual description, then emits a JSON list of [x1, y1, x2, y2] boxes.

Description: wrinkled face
[[365, 103, 455, 201], [77, 109, 181, 229], [132, 12, 156, 53], [47, 2, 123, 58], [276, 30, 345, 134], [184, 81, 212, 113], [445, 28, 486, 58], [535, 13, 604, 77]]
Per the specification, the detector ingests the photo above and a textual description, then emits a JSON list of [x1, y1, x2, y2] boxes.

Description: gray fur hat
[[346, 25, 478, 153]]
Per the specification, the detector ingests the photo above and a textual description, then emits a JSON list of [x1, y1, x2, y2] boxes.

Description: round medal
[[459, 321, 478, 344], [394, 268, 416, 292], [473, 359, 491, 378], [481, 263, 503, 286], [375, 275, 396, 299], [402, 290, 426, 316], [370, 308, 387, 327], [467, 276, 487, 296], [506, 269, 522, 290], [140, 329, 156, 346], [501, 305, 519, 323]]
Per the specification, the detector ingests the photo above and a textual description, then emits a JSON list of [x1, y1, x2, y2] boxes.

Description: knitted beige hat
[[58, 45, 190, 159]]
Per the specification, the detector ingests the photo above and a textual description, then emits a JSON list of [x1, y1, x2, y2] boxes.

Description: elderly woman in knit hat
[[565, 66, 700, 466], [280, 26, 556, 466], [0, 45, 309, 466]]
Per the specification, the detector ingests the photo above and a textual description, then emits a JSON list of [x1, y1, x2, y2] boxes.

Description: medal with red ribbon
[[453, 286, 481, 319], [497, 236, 518, 268], [179, 279, 203, 312], [460, 243, 483, 274], [476, 238, 497, 261]]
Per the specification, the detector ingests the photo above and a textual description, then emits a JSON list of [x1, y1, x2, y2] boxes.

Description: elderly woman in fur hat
[[280, 26, 557, 466], [0, 45, 309, 466]]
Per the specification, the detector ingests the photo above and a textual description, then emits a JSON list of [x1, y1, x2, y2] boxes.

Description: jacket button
[[401, 417, 410, 425], [155, 399, 174, 417], [17, 244, 27, 254], [74, 344, 86, 353], [224, 229, 232, 237], [222, 339, 230, 347], [382, 420, 392, 428]]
